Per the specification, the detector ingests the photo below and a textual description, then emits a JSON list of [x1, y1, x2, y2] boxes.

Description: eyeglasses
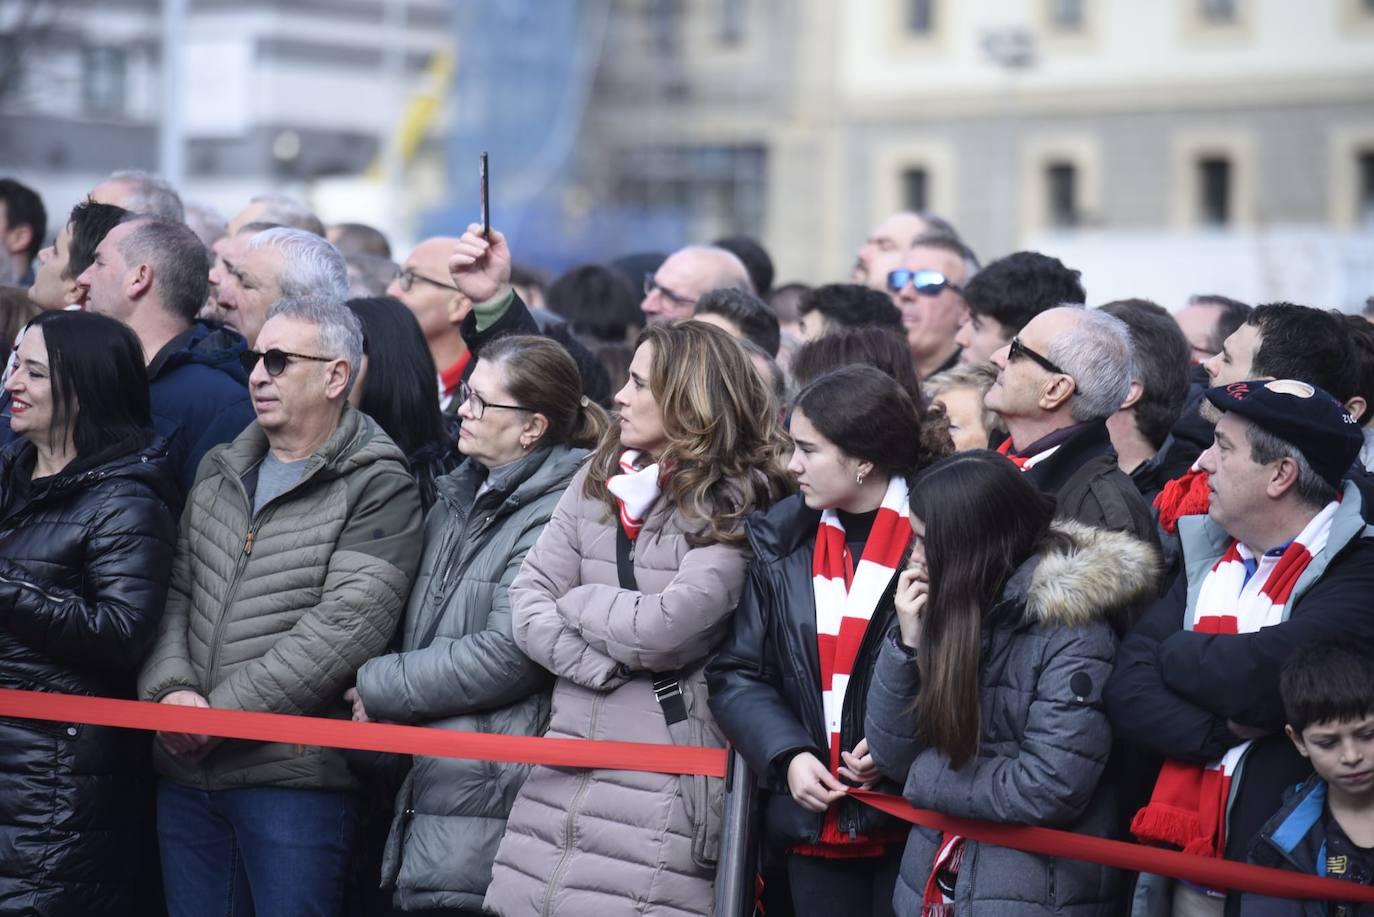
[[240, 348, 335, 378], [887, 269, 963, 296], [396, 268, 461, 294], [1007, 336, 1069, 377], [643, 273, 697, 308], [458, 381, 531, 420]]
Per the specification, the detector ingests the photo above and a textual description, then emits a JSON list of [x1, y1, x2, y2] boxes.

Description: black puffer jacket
[[706, 493, 906, 846], [0, 435, 178, 916]]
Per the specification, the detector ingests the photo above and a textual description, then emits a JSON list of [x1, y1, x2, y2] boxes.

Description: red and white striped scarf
[[810, 475, 911, 847], [996, 436, 1061, 472], [606, 449, 661, 541], [1132, 499, 1340, 859]]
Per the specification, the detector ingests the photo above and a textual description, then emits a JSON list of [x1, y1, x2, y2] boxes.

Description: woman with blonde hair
[[485, 320, 792, 917]]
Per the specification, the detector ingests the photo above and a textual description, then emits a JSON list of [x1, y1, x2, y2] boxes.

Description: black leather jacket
[[706, 493, 905, 846], [0, 434, 178, 915]]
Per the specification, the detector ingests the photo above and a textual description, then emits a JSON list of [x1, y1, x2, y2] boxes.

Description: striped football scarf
[[810, 475, 911, 848], [1132, 499, 1340, 860], [606, 449, 661, 540]]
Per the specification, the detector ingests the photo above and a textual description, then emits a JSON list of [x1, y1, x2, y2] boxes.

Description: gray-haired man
[[138, 296, 422, 917], [985, 305, 1159, 548], [210, 227, 348, 348]]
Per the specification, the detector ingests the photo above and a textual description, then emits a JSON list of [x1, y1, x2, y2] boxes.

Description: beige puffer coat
[[484, 465, 750, 917], [137, 405, 423, 791]]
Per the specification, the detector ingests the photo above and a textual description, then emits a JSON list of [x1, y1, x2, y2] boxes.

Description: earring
[[856, 470, 866, 486]]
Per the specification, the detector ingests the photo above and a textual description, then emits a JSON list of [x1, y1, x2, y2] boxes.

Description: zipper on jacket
[[202, 448, 332, 691], [540, 691, 605, 917], [0, 570, 69, 606]]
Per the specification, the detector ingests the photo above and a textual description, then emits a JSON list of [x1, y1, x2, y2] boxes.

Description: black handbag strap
[[615, 525, 688, 726]]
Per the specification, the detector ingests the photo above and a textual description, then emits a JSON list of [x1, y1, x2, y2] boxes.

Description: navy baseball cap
[[1205, 379, 1363, 489]]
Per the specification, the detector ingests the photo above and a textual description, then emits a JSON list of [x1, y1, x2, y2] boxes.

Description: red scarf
[[996, 436, 1061, 472], [1132, 501, 1339, 860], [800, 476, 911, 856], [1154, 464, 1212, 535], [439, 352, 472, 406]]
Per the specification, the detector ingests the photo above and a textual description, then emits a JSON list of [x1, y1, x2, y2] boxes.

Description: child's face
[[1288, 714, 1374, 800]]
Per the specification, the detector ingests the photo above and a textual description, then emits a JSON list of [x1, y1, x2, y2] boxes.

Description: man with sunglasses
[[985, 305, 1159, 548], [640, 244, 753, 325], [888, 233, 979, 379], [139, 295, 423, 917]]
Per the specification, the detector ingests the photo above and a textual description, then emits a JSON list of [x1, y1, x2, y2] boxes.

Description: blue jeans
[[157, 780, 358, 917]]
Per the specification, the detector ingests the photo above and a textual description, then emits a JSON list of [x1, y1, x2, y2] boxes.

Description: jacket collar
[[437, 445, 587, 514], [1179, 480, 1373, 623], [1023, 420, 1117, 495], [744, 492, 822, 562], [213, 403, 401, 487]]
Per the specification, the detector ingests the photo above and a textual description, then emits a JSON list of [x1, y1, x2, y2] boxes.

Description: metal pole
[[713, 748, 757, 917], [159, 0, 187, 187]]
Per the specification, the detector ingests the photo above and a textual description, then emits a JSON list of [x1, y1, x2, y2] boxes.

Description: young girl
[[865, 450, 1158, 916], [708, 365, 948, 916]]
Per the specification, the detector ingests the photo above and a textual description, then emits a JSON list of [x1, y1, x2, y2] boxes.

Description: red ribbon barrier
[[0, 688, 727, 777], [1, 687, 1369, 903], [851, 789, 1374, 903]]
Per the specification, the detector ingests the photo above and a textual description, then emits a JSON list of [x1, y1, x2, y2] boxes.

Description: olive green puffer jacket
[[138, 405, 423, 791]]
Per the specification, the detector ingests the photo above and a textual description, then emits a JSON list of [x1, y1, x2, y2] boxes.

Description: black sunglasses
[[1008, 336, 1069, 377], [240, 348, 335, 378], [886, 269, 963, 296]]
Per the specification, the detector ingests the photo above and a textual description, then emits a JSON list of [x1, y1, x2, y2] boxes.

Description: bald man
[[851, 211, 944, 292], [640, 244, 753, 324], [387, 237, 473, 409]]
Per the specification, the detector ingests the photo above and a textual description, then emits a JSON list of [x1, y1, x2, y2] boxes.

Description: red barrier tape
[[851, 789, 1374, 903], [0, 688, 727, 777], [1, 687, 1368, 903]]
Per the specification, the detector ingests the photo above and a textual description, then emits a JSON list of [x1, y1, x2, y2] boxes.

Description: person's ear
[[127, 263, 155, 300], [1286, 724, 1310, 760], [1039, 375, 1076, 413], [1346, 396, 1367, 424], [1119, 380, 1144, 411], [521, 412, 549, 449], [1266, 456, 1301, 500], [325, 358, 352, 400]]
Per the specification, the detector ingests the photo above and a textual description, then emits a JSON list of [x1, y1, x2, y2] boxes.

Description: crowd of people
[[1, 170, 1374, 917]]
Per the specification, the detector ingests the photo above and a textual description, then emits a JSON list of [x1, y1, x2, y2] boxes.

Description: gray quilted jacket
[[354, 445, 586, 913], [866, 522, 1158, 916], [484, 465, 751, 917], [138, 405, 423, 791]]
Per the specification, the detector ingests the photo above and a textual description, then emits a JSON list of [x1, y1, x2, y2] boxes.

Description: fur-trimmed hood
[[1004, 520, 1160, 627]]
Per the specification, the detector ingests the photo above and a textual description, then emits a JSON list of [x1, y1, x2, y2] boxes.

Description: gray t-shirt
[[254, 452, 308, 514]]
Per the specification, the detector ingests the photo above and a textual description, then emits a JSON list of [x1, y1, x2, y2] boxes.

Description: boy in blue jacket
[[1245, 641, 1374, 916]]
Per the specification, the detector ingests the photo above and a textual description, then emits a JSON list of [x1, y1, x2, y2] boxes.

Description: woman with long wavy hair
[[484, 321, 792, 917]]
